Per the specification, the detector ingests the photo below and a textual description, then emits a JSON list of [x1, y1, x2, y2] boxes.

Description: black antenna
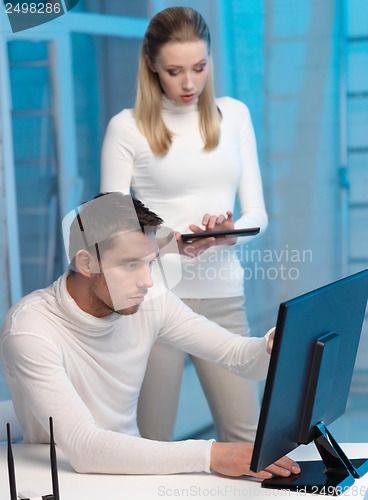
[[49, 417, 60, 500], [5, 419, 60, 500], [7, 423, 17, 500]]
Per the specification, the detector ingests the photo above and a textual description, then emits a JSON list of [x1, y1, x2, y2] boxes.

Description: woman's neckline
[[161, 93, 199, 114]]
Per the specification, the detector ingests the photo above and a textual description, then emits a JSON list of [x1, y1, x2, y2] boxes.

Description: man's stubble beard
[[89, 274, 141, 317], [115, 305, 140, 316]]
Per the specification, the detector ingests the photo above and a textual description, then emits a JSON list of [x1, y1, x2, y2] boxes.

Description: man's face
[[88, 230, 158, 317]]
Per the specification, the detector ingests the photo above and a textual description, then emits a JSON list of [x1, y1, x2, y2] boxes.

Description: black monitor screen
[[251, 269, 368, 495]]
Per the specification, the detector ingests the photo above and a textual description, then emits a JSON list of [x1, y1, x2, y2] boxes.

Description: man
[[0, 193, 300, 479]]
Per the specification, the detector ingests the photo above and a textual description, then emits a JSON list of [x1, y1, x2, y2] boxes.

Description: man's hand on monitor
[[266, 327, 276, 354], [210, 442, 301, 479]]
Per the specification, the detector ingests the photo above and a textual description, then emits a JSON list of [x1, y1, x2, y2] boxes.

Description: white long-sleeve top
[[0, 273, 270, 475], [101, 96, 268, 299]]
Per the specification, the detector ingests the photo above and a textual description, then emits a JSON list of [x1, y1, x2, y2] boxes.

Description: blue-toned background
[[0, 0, 367, 442]]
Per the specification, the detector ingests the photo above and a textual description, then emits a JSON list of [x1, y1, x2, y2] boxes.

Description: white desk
[[1, 443, 368, 499]]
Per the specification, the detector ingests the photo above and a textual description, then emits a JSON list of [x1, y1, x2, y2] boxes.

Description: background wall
[[264, 0, 341, 319]]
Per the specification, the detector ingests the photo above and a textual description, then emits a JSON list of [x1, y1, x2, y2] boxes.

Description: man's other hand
[[210, 442, 301, 479]]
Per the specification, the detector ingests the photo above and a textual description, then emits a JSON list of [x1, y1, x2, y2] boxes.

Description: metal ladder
[[8, 41, 62, 295], [0, 9, 81, 304], [339, 0, 368, 384], [0, 26, 22, 312]]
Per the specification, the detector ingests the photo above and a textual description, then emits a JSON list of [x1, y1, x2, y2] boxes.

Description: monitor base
[[262, 458, 368, 496], [261, 422, 368, 496]]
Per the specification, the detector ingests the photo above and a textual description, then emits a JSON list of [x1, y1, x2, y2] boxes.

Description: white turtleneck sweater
[[0, 273, 271, 475], [101, 96, 268, 299]]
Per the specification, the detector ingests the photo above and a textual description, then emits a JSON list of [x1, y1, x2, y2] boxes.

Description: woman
[[101, 7, 268, 442]]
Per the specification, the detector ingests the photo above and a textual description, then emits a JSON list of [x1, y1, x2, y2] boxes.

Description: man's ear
[[74, 249, 100, 277]]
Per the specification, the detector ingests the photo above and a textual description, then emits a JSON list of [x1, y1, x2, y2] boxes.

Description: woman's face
[[150, 40, 210, 106]]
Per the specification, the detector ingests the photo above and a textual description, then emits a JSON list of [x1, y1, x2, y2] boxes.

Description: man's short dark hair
[[68, 192, 163, 269]]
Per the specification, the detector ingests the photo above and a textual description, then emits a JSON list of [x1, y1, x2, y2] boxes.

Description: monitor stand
[[261, 422, 368, 496]]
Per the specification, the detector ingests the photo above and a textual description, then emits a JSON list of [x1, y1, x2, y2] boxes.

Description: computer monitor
[[250, 269, 368, 495]]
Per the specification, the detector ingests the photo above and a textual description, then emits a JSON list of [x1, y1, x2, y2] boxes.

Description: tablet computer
[[181, 227, 260, 242]]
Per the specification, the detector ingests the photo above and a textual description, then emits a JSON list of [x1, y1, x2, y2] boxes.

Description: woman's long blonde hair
[[135, 7, 220, 156]]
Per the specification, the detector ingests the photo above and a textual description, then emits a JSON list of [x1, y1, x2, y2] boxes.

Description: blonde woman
[[101, 7, 268, 443]]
